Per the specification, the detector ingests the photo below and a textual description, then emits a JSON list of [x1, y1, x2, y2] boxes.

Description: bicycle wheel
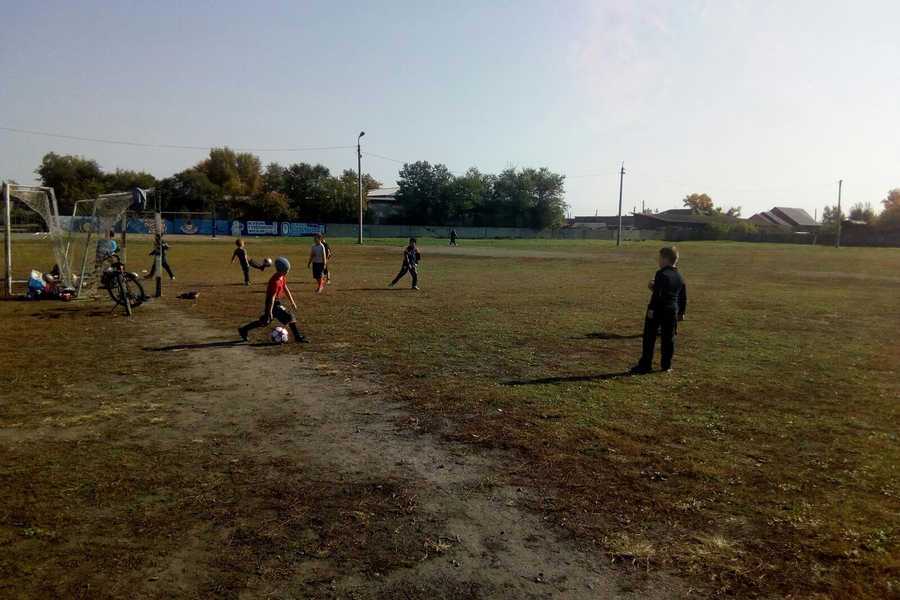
[[117, 276, 133, 316], [124, 276, 146, 308]]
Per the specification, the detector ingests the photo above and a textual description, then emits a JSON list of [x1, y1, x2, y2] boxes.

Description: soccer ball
[[270, 327, 289, 344]]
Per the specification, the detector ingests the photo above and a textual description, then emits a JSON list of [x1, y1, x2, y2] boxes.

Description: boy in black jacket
[[388, 238, 421, 290], [631, 246, 687, 374]]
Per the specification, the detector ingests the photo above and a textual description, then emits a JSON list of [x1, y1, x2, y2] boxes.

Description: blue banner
[[115, 218, 324, 236]]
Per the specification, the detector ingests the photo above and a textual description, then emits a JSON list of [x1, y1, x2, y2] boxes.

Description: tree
[[683, 193, 714, 214], [104, 169, 157, 193], [878, 189, 900, 230], [820, 205, 844, 232], [156, 168, 221, 214], [35, 152, 106, 213], [395, 161, 454, 225], [848, 202, 876, 224]]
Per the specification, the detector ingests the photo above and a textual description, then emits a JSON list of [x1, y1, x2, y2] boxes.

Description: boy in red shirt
[[238, 256, 309, 343]]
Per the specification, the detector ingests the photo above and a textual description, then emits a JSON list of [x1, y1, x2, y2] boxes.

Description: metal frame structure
[[2, 182, 62, 295]]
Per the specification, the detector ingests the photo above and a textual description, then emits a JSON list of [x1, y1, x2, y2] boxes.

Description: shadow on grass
[[340, 287, 404, 292], [144, 340, 281, 352], [29, 307, 111, 318], [580, 331, 643, 340], [502, 370, 635, 386]]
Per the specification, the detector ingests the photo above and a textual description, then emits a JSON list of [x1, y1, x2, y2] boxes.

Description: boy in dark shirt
[[389, 238, 421, 290], [145, 234, 175, 280], [238, 257, 309, 343], [631, 246, 687, 374], [231, 239, 271, 285]]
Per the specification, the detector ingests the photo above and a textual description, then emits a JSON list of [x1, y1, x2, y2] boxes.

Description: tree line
[[26, 151, 568, 228], [32, 150, 380, 223], [391, 162, 567, 229]]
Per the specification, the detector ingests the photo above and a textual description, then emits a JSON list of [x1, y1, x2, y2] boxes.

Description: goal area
[[2, 182, 132, 297]]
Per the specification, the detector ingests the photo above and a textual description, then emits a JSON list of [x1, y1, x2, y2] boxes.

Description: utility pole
[[616, 162, 625, 247], [357, 131, 365, 245], [154, 188, 163, 298], [835, 179, 843, 248]]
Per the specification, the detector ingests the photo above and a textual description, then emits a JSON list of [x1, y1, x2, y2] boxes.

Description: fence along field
[[1, 236, 898, 598]]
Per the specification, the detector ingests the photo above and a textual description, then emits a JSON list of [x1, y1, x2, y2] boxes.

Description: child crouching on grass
[[630, 246, 687, 374], [231, 239, 271, 285], [238, 257, 309, 343]]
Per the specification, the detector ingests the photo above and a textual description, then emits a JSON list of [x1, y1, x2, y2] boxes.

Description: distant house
[[565, 215, 635, 230], [749, 207, 819, 232], [632, 209, 740, 231], [367, 187, 400, 224]]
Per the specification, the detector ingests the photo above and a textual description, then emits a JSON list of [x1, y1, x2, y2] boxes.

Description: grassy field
[[1, 236, 898, 598]]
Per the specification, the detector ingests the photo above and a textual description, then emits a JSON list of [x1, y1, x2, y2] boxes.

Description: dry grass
[[2, 236, 899, 598]]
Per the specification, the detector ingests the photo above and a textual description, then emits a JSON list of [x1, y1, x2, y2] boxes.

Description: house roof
[[772, 207, 818, 227], [750, 211, 792, 228], [367, 187, 399, 202], [644, 209, 740, 225]]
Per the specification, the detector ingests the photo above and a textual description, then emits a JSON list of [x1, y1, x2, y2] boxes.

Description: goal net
[[3, 183, 132, 296], [3, 184, 71, 292], [64, 193, 133, 296]]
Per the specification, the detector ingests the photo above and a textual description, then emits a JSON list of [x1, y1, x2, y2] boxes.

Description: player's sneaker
[[295, 335, 310, 344], [629, 364, 652, 375], [412, 285, 420, 290], [238, 327, 248, 342]]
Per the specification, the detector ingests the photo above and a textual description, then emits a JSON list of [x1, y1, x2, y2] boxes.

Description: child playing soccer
[[231, 239, 271, 285], [631, 246, 687, 374], [307, 233, 328, 293], [145, 234, 174, 280], [389, 237, 421, 290], [238, 257, 309, 343]]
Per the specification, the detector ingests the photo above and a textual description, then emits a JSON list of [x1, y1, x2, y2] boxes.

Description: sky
[[1, 0, 898, 218]]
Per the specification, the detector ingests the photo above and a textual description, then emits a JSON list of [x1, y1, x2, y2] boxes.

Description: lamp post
[[357, 131, 365, 245]]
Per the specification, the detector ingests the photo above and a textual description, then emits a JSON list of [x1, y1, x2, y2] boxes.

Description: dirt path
[[143, 305, 680, 599]]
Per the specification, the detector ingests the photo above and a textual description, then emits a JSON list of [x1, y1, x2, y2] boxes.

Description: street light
[[357, 131, 365, 245]]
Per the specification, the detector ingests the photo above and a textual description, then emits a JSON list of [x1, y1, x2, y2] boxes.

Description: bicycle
[[100, 253, 146, 316]]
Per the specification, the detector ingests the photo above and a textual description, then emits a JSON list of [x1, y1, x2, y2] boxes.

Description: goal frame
[[2, 181, 62, 295]]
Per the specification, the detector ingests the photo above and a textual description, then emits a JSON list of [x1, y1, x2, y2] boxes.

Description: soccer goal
[[65, 192, 133, 297], [2, 181, 132, 297], [2, 182, 68, 295]]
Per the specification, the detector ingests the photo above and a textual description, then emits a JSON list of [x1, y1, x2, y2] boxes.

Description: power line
[[0, 126, 355, 153]]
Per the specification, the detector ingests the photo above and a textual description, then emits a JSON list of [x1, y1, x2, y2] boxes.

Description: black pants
[[148, 259, 174, 279], [241, 265, 251, 284], [240, 301, 303, 340], [638, 312, 677, 370], [391, 264, 418, 287]]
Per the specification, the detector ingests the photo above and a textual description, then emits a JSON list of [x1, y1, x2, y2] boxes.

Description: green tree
[[395, 161, 454, 225], [156, 169, 221, 214], [848, 202, 876, 224], [104, 169, 157, 193], [35, 152, 106, 213], [821, 205, 844, 232], [878, 189, 900, 230]]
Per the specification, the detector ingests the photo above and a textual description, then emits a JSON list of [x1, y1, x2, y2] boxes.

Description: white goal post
[[2, 182, 133, 297]]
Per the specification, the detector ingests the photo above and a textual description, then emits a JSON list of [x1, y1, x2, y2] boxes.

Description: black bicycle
[[100, 253, 146, 316]]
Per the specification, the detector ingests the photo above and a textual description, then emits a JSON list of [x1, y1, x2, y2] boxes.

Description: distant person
[[449, 228, 458, 246], [145, 234, 174, 280], [389, 237, 421, 290], [631, 246, 687, 374], [307, 233, 328, 293], [231, 239, 271, 285], [238, 257, 308, 343]]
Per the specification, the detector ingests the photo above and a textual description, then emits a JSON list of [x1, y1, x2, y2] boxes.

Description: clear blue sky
[[2, 0, 898, 218]]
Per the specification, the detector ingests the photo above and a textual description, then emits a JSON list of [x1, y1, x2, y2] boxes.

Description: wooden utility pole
[[616, 163, 625, 247], [835, 179, 843, 249]]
